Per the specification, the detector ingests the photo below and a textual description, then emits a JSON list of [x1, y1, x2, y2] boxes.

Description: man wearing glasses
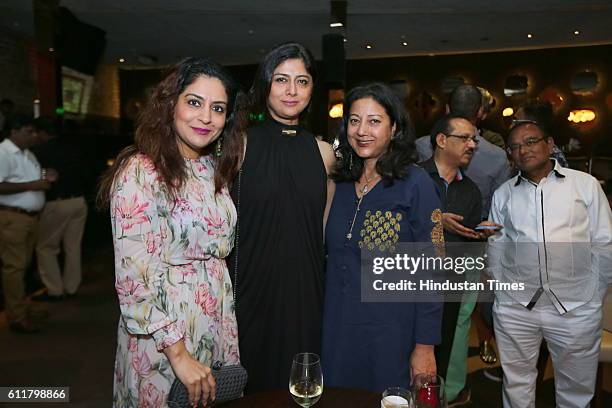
[[487, 121, 611, 407], [419, 114, 497, 406]]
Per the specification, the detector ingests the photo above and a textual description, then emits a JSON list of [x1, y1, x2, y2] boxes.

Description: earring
[[215, 137, 223, 158], [349, 151, 353, 171]]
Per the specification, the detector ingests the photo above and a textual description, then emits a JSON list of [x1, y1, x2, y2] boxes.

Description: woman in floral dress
[[97, 57, 246, 407]]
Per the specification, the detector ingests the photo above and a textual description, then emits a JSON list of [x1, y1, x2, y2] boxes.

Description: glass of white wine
[[289, 352, 323, 407]]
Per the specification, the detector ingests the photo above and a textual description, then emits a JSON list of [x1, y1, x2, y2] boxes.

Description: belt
[[50, 195, 83, 201], [0, 204, 41, 217]]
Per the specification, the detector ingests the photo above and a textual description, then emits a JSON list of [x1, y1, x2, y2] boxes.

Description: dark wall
[[118, 44, 612, 154], [346, 45, 612, 155]]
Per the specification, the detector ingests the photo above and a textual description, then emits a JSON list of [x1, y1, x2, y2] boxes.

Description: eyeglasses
[[510, 119, 539, 128], [444, 133, 479, 145], [506, 136, 547, 153]]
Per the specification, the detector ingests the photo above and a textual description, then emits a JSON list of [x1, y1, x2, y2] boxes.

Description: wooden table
[[220, 387, 381, 407]]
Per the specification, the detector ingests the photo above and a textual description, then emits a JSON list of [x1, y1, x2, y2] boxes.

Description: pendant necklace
[[346, 173, 380, 240]]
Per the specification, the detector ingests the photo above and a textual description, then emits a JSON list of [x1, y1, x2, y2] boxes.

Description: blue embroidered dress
[[321, 165, 444, 392]]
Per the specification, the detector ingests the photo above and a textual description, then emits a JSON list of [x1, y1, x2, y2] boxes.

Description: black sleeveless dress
[[230, 118, 327, 393]]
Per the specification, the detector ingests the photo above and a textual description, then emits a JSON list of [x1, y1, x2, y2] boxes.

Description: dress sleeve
[[408, 170, 444, 345], [110, 156, 183, 351]]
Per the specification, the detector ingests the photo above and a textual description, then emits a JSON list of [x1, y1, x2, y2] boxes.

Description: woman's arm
[[317, 140, 336, 233], [409, 170, 445, 375], [111, 156, 182, 350]]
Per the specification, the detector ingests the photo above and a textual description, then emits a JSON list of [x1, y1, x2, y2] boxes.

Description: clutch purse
[[167, 361, 248, 407]]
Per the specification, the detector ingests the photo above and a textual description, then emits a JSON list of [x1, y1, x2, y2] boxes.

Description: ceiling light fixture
[[48, 47, 54, 52], [527, 34, 533, 39], [402, 42, 408, 46], [365, 44, 373, 49], [574, 30, 580, 35], [330, 1, 347, 31], [502, 107, 514, 117], [118, 58, 125, 63]]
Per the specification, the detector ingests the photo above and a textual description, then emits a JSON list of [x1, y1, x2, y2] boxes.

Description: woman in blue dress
[[322, 83, 444, 392]]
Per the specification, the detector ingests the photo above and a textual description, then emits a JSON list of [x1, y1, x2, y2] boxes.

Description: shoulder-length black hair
[[249, 41, 317, 122], [333, 82, 417, 183]]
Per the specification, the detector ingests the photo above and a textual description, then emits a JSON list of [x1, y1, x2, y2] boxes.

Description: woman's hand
[[410, 343, 436, 379], [164, 341, 216, 407]]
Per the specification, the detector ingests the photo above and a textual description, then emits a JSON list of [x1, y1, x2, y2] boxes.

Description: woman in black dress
[[231, 42, 336, 393]]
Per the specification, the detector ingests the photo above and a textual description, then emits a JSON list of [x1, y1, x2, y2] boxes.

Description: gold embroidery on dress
[[430, 208, 445, 256], [358, 210, 402, 252]]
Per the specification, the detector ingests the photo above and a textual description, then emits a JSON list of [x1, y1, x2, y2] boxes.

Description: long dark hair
[[249, 41, 317, 122], [97, 57, 246, 209], [333, 82, 417, 183]]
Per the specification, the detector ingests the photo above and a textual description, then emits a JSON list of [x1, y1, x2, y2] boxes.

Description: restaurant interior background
[[0, 1, 611, 406]]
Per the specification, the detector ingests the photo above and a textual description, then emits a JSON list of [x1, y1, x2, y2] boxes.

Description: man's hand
[[43, 168, 59, 182], [442, 212, 480, 239]]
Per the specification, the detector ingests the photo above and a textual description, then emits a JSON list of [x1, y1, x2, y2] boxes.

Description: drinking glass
[[381, 387, 413, 408], [289, 352, 323, 407], [411, 373, 446, 408]]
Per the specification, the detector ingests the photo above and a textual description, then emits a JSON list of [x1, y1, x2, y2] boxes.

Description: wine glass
[[289, 352, 323, 407], [411, 373, 446, 408]]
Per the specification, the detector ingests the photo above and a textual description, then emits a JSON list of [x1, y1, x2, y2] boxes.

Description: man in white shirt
[[0, 115, 57, 333], [487, 121, 612, 408]]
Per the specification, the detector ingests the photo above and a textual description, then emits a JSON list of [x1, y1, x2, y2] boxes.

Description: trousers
[[36, 197, 87, 296], [0, 209, 39, 322], [493, 297, 602, 408]]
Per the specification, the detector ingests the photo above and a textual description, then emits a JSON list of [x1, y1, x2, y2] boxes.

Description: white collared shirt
[[487, 160, 612, 314], [0, 138, 45, 211]]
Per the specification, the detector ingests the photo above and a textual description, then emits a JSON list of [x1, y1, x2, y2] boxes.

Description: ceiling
[[1, 0, 612, 67]]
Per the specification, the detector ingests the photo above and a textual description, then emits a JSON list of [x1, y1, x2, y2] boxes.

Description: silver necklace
[[346, 174, 379, 240]]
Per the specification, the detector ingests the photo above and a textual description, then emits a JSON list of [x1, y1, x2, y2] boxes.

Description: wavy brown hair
[[97, 57, 246, 209]]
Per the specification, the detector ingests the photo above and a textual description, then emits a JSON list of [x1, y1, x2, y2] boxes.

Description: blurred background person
[[0, 115, 57, 333], [0, 98, 16, 138], [477, 87, 505, 149], [30, 117, 88, 301]]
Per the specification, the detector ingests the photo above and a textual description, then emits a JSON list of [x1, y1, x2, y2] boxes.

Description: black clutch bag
[[167, 361, 248, 407]]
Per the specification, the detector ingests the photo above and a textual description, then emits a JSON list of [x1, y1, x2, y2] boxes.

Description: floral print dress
[[111, 154, 239, 407]]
